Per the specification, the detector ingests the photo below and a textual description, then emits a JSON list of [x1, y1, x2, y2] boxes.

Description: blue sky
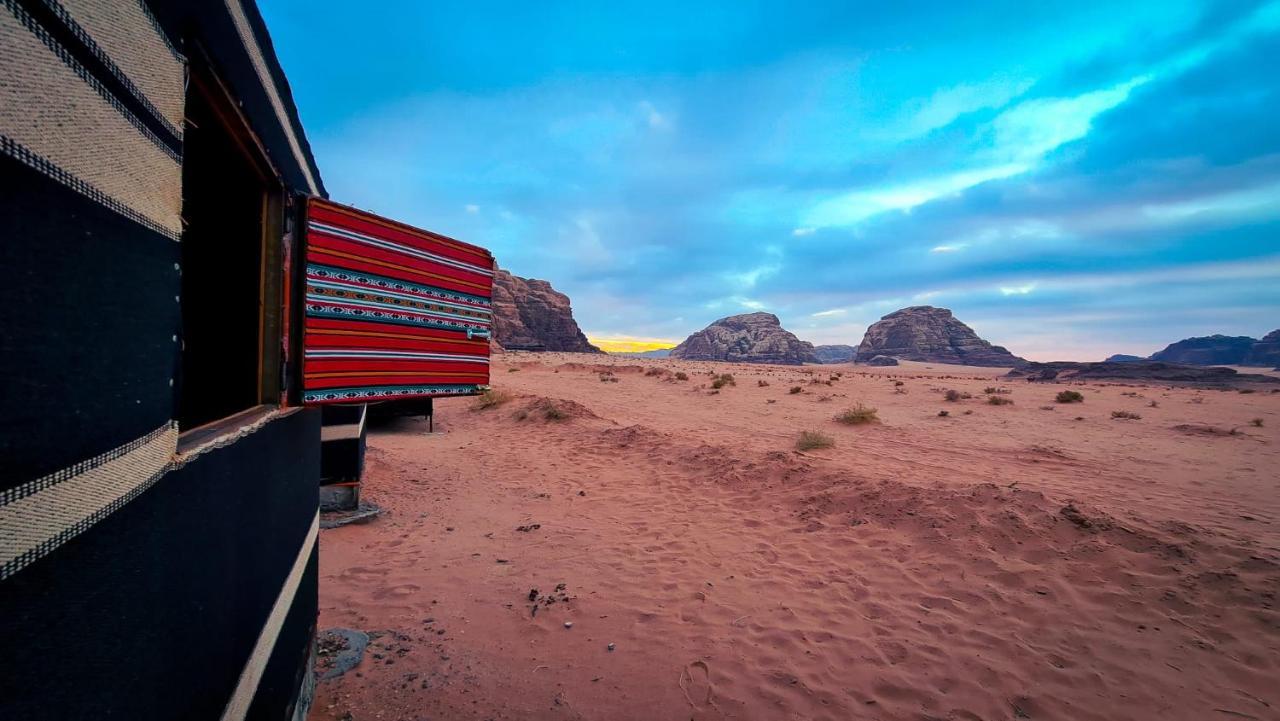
[[261, 0, 1280, 359]]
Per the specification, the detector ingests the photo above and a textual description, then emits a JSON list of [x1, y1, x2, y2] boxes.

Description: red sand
[[310, 355, 1280, 721]]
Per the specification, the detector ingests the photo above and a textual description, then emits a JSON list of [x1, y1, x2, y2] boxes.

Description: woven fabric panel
[[49, 0, 185, 134], [0, 0, 181, 238], [303, 199, 494, 404]]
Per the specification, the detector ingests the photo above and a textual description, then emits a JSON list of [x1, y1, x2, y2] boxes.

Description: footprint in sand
[[679, 660, 715, 714]]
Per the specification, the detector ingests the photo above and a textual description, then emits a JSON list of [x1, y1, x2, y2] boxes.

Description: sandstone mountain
[[490, 269, 601, 353], [1149, 335, 1255, 366], [1243, 329, 1280, 367], [813, 344, 857, 364], [1006, 360, 1280, 388], [670, 312, 818, 365], [1104, 354, 1146, 363], [855, 306, 1024, 367]]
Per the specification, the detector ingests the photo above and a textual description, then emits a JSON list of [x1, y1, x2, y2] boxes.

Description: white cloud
[[811, 308, 846, 317], [989, 76, 1149, 165], [465, 204, 480, 214], [792, 226, 816, 237], [638, 100, 671, 130], [999, 282, 1037, 296], [930, 244, 965, 253], [801, 76, 1149, 232], [803, 163, 1028, 228]]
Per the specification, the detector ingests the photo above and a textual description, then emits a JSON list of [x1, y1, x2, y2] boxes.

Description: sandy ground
[[309, 354, 1280, 721]]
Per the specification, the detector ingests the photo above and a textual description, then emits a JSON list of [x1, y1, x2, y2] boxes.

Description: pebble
[[564, 621, 573, 629]]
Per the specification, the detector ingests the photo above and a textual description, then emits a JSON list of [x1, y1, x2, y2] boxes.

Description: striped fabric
[[303, 199, 494, 404]]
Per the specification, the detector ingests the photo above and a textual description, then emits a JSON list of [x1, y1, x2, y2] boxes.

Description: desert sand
[[310, 355, 1279, 721]]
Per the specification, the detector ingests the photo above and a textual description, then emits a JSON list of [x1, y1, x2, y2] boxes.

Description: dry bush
[[944, 389, 962, 402], [937, 410, 949, 417], [474, 388, 512, 409], [543, 403, 566, 421], [985, 386, 1011, 395], [987, 395, 1014, 406], [789, 386, 803, 394], [1251, 418, 1264, 427], [711, 373, 736, 389], [796, 430, 835, 451], [835, 403, 879, 425], [674, 371, 689, 381], [508, 367, 521, 373], [1055, 390, 1084, 403], [1111, 410, 1141, 420], [757, 379, 770, 387], [644, 367, 665, 377]]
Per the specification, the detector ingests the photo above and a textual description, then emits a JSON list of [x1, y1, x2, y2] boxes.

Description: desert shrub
[[513, 409, 528, 421], [711, 373, 736, 389], [985, 386, 1011, 395], [508, 367, 520, 372], [475, 388, 512, 409], [789, 386, 803, 394], [835, 403, 879, 425], [937, 410, 949, 417], [796, 430, 835, 451], [1055, 390, 1084, 403], [1039, 405, 1055, 411], [543, 403, 566, 421], [987, 395, 1013, 406], [1111, 410, 1141, 420], [757, 379, 770, 387], [1251, 417, 1264, 427], [674, 371, 689, 381], [1239, 388, 1256, 394], [644, 367, 664, 377], [1148, 400, 1159, 407], [944, 389, 962, 402]]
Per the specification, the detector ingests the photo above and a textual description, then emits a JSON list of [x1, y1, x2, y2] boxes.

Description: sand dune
[[310, 354, 1279, 721]]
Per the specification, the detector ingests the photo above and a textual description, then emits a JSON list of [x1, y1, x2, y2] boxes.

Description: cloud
[[276, 0, 1280, 361], [999, 283, 1037, 296]]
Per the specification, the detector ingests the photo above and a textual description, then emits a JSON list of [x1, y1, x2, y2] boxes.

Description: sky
[[261, 0, 1280, 359]]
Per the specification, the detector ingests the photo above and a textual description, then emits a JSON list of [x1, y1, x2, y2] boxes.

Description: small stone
[[607, 643, 616, 651], [564, 621, 573, 629]]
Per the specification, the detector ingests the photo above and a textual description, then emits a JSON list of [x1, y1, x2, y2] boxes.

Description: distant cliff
[[1149, 335, 1256, 366], [670, 312, 818, 365], [855, 306, 1024, 367], [813, 345, 857, 364], [490, 269, 601, 353]]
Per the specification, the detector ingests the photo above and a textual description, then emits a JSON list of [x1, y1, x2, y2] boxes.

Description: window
[[177, 56, 283, 432]]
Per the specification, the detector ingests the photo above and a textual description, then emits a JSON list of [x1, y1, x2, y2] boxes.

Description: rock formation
[[864, 355, 899, 366], [813, 345, 857, 364], [1244, 329, 1280, 367], [490, 269, 601, 353], [1104, 354, 1145, 363], [1149, 335, 1256, 366], [670, 312, 818, 365], [854, 306, 1024, 367], [1006, 361, 1279, 388]]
